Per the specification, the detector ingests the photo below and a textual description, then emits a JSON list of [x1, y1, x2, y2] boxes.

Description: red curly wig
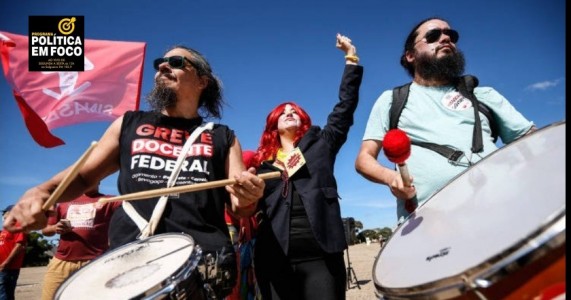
[[251, 102, 312, 167]]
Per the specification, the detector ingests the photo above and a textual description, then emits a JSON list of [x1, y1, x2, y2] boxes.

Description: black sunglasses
[[419, 28, 459, 44], [153, 56, 196, 70]]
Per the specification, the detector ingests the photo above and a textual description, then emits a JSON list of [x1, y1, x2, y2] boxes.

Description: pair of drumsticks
[[42, 141, 280, 210]]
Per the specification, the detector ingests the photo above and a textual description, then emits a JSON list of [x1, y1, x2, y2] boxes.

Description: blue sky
[[0, 0, 565, 231]]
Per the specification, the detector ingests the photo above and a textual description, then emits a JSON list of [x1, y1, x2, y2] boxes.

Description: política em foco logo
[[28, 16, 85, 71]]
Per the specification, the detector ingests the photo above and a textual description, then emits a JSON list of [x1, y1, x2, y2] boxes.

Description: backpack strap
[[411, 141, 465, 162], [460, 75, 498, 143], [456, 75, 483, 153], [389, 75, 497, 162], [390, 83, 464, 161], [389, 83, 411, 131]]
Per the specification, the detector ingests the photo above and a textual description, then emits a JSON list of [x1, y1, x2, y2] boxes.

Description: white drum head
[[374, 122, 566, 298], [56, 233, 199, 300]]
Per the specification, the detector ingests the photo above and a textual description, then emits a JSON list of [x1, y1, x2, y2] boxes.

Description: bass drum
[[373, 121, 566, 300], [55, 233, 204, 300]]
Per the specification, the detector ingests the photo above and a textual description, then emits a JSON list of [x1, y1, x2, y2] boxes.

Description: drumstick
[[383, 130, 417, 213], [42, 141, 98, 211], [98, 171, 281, 203], [382, 129, 412, 187]]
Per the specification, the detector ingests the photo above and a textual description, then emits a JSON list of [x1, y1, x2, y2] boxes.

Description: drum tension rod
[[462, 276, 490, 300]]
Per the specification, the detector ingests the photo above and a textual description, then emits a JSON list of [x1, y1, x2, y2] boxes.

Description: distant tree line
[[342, 217, 392, 246], [356, 227, 392, 244], [23, 231, 54, 267]]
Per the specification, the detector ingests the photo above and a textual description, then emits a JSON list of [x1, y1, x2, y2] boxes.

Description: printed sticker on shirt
[[66, 203, 96, 228], [441, 91, 472, 111], [284, 147, 306, 177]]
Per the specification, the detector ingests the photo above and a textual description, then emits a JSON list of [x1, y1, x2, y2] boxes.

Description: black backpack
[[389, 75, 498, 162]]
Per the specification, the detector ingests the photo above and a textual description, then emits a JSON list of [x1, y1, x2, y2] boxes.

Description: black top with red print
[[109, 111, 234, 252]]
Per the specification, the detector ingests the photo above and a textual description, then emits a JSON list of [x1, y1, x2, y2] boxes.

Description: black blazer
[[257, 64, 363, 254]]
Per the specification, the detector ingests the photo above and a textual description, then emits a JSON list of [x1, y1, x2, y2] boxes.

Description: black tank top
[[110, 111, 234, 252]]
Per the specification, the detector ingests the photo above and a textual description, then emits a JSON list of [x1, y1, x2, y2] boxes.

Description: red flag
[[0, 31, 145, 148]]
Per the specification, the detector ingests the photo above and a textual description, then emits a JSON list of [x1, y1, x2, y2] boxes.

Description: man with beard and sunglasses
[[3, 45, 265, 299], [355, 17, 535, 224]]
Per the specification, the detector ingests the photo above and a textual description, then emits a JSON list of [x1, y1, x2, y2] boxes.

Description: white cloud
[[526, 78, 563, 91]]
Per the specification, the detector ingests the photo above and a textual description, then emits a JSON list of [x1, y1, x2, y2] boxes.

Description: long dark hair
[[169, 45, 225, 119]]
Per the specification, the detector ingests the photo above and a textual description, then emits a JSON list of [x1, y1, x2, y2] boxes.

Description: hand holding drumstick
[[383, 129, 417, 212]]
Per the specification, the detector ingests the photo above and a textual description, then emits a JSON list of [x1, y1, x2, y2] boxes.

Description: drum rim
[[54, 232, 200, 300], [373, 121, 566, 299], [374, 210, 565, 299]]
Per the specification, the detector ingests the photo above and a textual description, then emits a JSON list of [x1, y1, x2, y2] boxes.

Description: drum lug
[[464, 277, 492, 300], [203, 283, 217, 300], [169, 283, 188, 300], [473, 278, 492, 288]]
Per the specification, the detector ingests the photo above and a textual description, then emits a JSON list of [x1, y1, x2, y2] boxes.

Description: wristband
[[344, 55, 359, 63]]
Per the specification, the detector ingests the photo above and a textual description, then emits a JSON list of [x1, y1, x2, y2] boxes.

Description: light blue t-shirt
[[363, 82, 534, 221]]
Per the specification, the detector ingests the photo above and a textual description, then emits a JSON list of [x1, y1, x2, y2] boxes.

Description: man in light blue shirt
[[355, 17, 535, 224]]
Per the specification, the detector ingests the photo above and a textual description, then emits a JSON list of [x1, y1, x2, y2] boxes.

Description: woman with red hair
[[249, 34, 363, 300]]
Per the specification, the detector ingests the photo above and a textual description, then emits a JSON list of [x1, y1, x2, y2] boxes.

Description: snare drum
[[55, 233, 203, 300], [373, 121, 566, 300]]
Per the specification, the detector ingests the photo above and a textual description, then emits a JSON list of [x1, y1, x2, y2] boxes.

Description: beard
[[146, 80, 177, 112], [415, 49, 465, 82]]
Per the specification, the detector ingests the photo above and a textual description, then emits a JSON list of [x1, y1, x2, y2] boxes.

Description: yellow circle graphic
[[58, 17, 76, 35]]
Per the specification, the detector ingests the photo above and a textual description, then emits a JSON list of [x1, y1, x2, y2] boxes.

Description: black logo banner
[[28, 16, 85, 71]]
